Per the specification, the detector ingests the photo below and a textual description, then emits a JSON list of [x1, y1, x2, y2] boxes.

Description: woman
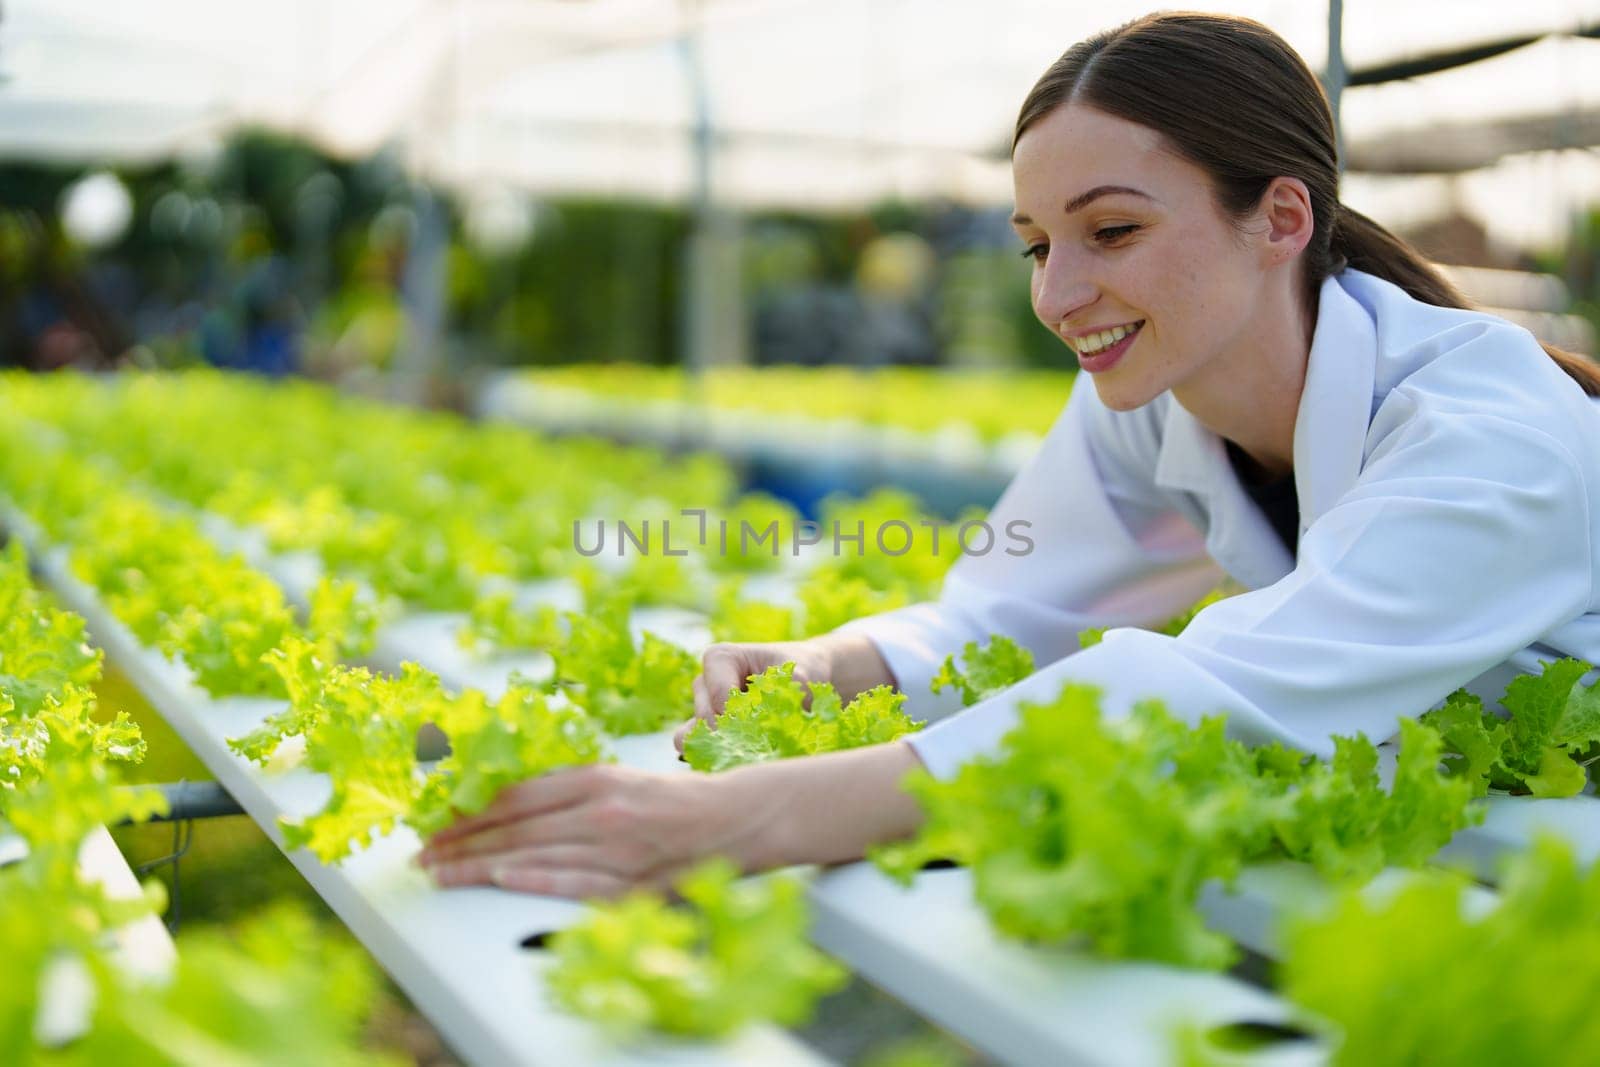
[[419, 12, 1600, 899]]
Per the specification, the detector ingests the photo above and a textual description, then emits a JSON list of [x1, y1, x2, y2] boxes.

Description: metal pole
[[393, 185, 448, 407], [677, 0, 714, 444], [120, 780, 245, 823], [392, 1, 459, 408], [1325, 0, 1347, 173]]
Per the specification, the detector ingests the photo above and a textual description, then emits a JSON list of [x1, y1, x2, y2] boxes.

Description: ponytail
[[1331, 204, 1600, 398]]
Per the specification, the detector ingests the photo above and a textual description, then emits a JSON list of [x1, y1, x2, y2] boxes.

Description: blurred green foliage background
[[0, 129, 1070, 387]]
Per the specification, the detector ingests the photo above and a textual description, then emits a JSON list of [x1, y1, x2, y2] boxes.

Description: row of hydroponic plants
[[3, 369, 1600, 1063], [501, 364, 1076, 444], [0, 542, 402, 1065]]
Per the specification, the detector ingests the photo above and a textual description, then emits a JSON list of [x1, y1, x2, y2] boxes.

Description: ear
[[1258, 176, 1314, 267]]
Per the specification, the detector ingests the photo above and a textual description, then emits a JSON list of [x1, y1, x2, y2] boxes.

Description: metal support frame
[[115, 779, 244, 933], [1325, 0, 1346, 172]]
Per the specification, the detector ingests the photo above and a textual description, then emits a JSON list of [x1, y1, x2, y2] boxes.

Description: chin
[[1088, 377, 1160, 413]]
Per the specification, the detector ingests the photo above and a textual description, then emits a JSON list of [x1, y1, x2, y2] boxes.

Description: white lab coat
[[840, 269, 1600, 778]]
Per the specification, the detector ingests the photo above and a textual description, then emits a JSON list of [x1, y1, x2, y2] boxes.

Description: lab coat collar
[[1293, 272, 1379, 528], [1154, 398, 1295, 587], [1151, 272, 1377, 588]]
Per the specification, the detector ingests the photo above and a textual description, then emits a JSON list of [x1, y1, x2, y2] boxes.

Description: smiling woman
[[420, 12, 1600, 904]]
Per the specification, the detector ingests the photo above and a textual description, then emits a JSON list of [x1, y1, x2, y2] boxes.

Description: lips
[[1069, 320, 1145, 357], [1074, 320, 1143, 374]]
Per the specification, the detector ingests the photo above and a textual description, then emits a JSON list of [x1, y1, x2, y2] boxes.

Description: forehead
[[1011, 104, 1182, 212]]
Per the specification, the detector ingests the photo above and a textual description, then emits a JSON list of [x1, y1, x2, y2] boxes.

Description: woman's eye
[[1019, 243, 1048, 262], [1093, 224, 1140, 243]]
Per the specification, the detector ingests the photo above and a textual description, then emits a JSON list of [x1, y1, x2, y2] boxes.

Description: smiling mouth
[[1071, 320, 1145, 357]]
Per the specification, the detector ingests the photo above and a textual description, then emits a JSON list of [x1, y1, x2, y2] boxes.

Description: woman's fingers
[[699, 644, 751, 717], [491, 866, 632, 900], [418, 764, 739, 899], [479, 765, 611, 821], [497, 864, 684, 900], [683, 647, 748, 752], [430, 846, 687, 900], [432, 853, 630, 900], [422, 804, 600, 864], [426, 765, 607, 847], [431, 843, 629, 886]]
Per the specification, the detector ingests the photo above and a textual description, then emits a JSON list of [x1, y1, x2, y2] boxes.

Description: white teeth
[[1076, 321, 1141, 355]]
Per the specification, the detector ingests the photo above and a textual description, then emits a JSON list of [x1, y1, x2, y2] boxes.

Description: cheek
[[1157, 232, 1211, 292], [1143, 236, 1241, 336]]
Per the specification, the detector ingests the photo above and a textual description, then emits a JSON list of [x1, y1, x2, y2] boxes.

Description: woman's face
[[1011, 103, 1275, 412]]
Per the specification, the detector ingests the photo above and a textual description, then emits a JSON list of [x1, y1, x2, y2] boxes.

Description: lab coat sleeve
[[906, 403, 1595, 778], [836, 382, 1224, 722]]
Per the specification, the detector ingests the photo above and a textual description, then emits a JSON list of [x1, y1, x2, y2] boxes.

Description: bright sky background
[[3, 0, 1597, 249]]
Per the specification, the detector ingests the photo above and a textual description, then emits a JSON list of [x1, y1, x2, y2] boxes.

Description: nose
[[1031, 251, 1098, 334]]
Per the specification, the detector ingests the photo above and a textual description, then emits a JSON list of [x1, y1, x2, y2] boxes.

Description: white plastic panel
[[79, 826, 178, 981], [1438, 794, 1600, 878]]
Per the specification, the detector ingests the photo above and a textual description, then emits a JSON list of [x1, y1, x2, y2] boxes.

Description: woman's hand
[[416, 762, 781, 898], [676, 632, 898, 753], [677, 640, 835, 752], [416, 741, 927, 899]]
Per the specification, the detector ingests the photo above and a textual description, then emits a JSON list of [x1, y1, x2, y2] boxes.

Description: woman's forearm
[[713, 739, 927, 870]]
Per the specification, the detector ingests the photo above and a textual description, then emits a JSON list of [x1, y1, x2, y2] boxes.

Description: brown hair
[[1014, 11, 1600, 396]]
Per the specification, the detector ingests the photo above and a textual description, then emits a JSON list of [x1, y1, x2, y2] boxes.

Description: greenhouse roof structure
[[3, 0, 1598, 242]]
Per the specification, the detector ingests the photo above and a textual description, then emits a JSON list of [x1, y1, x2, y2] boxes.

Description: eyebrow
[[1010, 185, 1155, 226]]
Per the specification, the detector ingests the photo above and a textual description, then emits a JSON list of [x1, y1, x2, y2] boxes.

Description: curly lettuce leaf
[[1283, 835, 1600, 1066], [875, 690, 1256, 969], [278, 663, 443, 862], [1418, 688, 1507, 794], [874, 683, 1477, 970], [796, 574, 909, 638], [229, 637, 337, 764], [64, 903, 400, 1067], [457, 590, 565, 656], [308, 576, 381, 661], [1272, 719, 1480, 881], [545, 858, 845, 1038], [410, 684, 606, 836], [1499, 658, 1600, 796], [682, 664, 921, 773], [551, 603, 698, 735], [931, 635, 1035, 707], [1422, 659, 1600, 798], [708, 579, 797, 644]]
